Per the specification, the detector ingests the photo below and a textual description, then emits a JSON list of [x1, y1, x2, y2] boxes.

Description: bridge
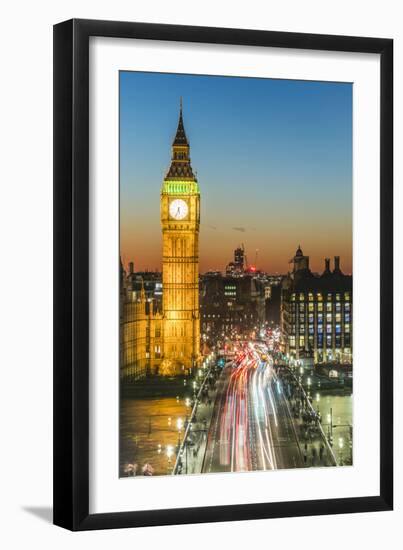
[[173, 341, 338, 475]]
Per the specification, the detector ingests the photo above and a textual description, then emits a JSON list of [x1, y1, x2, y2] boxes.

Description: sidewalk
[[276, 367, 338, 467], [175, 372, 220, 475]]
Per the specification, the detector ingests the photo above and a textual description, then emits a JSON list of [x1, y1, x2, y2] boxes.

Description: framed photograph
[[53, 19, 393, 530]]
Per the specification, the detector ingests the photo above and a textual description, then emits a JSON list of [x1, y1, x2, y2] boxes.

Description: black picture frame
[[53, 18, 393, 531]]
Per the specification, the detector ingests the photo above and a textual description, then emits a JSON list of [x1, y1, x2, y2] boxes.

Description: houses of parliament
[[120, 103, 201, 381]]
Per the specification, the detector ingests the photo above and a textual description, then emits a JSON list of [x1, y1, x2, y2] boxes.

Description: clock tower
[[160, 101, 200, 375]]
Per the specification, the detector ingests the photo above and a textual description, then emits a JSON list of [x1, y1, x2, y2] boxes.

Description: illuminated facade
[[281, 247, 352, 365], [120, 104, 201, 380], [120, 262, 163, 380], [160, 102, 201, 375]]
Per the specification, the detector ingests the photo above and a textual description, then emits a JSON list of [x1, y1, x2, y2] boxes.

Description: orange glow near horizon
[[120, 221, 352, 275]]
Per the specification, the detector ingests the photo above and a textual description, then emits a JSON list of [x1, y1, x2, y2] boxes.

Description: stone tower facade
[[160, 101, 201, 375]]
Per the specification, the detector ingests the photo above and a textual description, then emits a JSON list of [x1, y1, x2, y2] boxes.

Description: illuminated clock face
[[169, 199, 188, 220]]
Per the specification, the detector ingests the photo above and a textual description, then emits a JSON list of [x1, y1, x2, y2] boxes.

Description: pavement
[[175, 373, 219, 475], [278, 367, 338, 467]]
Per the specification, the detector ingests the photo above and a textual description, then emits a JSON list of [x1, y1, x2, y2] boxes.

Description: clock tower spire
[[160, 101, 201, 376], [166, 98, 195, 180]]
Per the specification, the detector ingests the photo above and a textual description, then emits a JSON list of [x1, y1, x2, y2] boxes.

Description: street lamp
[[176, 417, 184, 450], [327, 408, 333, 445], [166, 445, 174, 463], [338, 437, 344, 465]]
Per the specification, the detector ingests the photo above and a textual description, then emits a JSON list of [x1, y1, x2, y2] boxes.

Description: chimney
[[324, 258, 330, 273], [334, 256, 341, 273]]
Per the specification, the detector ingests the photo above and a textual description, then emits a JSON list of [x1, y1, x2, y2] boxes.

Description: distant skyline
[[120, 71, 352, 274]]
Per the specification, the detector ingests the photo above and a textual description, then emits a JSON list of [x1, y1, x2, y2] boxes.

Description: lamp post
[[327, 407, 333, 446], [176, 417, 183, 450], [166, 444, 174, 472], [338, 437, 344, 465]]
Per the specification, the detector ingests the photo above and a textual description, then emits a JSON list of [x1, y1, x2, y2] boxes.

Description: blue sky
[[120, 71, 352, 274]]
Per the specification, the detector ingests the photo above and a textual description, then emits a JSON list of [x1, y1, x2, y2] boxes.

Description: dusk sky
[[120, 71, 352, 275]]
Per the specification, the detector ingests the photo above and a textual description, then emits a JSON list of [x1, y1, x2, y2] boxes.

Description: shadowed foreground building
[[281, 246, 352, 365], [200, 272, 266, 343]]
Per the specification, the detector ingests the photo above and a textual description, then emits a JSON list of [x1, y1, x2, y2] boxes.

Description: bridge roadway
[[202, 344, 305, 473]]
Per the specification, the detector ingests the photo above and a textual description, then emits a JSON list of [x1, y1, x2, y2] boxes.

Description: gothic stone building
[[119, 264, 163, 380], [120, 102, 201, 381]]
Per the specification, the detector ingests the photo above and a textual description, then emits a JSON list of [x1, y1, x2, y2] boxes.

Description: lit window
[[345, 324, 350, 333], [308, 303, 314, 312], [326, 302, 332, 312], [308, 293, 313, 301], [318, 313, 323, 322], [317, 303, 323, 312], [326, 325, 332, 334], [299, 336, 305, 347], [345, 303, 350, 312], [326, 313, 332, 322], [299, 293, 305, 301], [318, 336, 323, 347], [335, 324, 341, 334], [291, 293, 296, 302], [336, 293, 341, 301], [345, 292, 350, 301], [317, 293, 323, 301]]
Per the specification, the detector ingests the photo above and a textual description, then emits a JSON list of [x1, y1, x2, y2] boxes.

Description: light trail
[[216, 341, 281, 471], [203, 339, 305, 474]]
